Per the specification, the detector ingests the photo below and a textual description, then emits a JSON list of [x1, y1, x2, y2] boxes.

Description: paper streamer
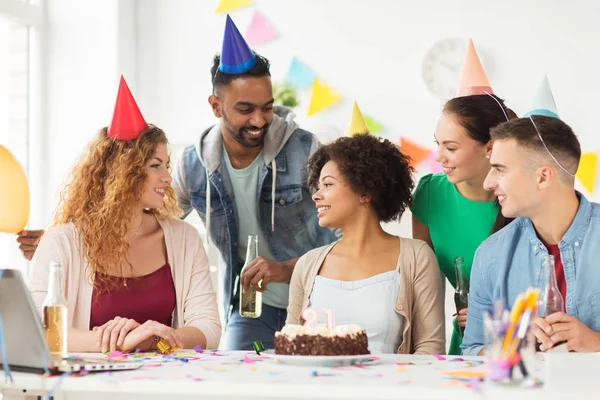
[[576, 152, 598, 194], [245, 11, 278, 46], [285, 57, 315, 89], [215, 0, 252, 14], [307, 79, 341, 117]]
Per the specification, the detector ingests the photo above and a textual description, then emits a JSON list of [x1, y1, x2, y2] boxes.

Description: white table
[[0, 350, 589, 399]]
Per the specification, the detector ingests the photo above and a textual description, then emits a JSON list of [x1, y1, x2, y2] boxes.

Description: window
[[0, 2, 37, 272]]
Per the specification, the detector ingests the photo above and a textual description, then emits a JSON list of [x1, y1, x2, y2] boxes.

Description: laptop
[[0, 268, 141, 374]]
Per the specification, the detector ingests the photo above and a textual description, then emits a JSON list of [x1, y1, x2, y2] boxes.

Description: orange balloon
[[0, 145, 30, 233]]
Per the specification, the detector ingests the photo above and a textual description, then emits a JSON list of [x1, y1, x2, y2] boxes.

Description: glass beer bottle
[[239, 235, 262, 318], [43, 262, 68, 358], [454, 256, 469, 337], [538, 254, 565, 317]]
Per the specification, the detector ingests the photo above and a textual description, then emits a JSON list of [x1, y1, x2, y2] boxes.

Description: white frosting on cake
[[276, 324, 364, 338]]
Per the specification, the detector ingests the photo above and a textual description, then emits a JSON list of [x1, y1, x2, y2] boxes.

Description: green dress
[[411, 173, 498, 355]]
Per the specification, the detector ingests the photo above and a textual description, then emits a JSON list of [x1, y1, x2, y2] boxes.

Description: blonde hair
[[53, 125, 180, 290]]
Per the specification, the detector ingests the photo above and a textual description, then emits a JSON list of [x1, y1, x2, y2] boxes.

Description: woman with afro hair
[[286, 134, 445, 354]]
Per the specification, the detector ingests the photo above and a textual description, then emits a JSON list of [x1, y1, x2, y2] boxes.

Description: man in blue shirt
[[462, 116, 600, 355]]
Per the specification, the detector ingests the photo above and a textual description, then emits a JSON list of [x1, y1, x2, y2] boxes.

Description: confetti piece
[[449, 357, 465, 362], [194, 345, 204, 353], [467, 377, 482, 392], [185, 374, 203, 382], [143, 364, 163, 368], [441, 370, 485, 381], [396, 365, 407, 373], [243, 354, 256, 364], [179, 358, 189, 363], [433, 354, 446, 361], [311, 371, 337, 377], [107, 351, 125, 359]]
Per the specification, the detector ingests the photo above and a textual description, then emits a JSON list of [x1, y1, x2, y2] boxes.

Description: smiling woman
[[411, 93, 517, 355], [285, 134, 446, 355], [27, 78, 221, 354]]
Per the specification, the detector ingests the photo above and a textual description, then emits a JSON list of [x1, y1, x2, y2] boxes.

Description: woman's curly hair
[[52, 124, 180, 290], [307, 134, 415, 223]]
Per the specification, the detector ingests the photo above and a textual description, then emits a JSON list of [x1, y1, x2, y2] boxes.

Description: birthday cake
[[274, 324, 369, 356]]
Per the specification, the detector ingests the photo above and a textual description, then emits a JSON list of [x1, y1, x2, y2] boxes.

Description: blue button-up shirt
[[462, 192, 600, 355]]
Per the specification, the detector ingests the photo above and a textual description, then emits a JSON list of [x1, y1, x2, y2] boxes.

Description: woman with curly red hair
[[28, 78, 221, 353], [286, 134, 445, 354]]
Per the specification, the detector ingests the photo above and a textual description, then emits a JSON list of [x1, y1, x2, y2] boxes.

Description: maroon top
[[89, 264, 176, 329]]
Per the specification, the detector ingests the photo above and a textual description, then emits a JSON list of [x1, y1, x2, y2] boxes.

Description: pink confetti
[[186, 374, 203, 382], [243, 354, 256, 364], [433, 354, 446, 360], [467, 377, 482, 392], [143, 363, 163, 368], [450, 357, 465, 362], [107, 351, 125, 359]]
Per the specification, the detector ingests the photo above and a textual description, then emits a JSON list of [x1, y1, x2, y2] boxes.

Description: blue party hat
[[523, 76, 559, 118], [219, 15, 256, 74]]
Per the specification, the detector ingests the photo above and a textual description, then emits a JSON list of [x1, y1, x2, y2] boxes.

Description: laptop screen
[[0, 269, 54, 371]]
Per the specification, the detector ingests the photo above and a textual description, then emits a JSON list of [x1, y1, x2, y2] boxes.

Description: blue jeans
[[221, 303, 287, 350]]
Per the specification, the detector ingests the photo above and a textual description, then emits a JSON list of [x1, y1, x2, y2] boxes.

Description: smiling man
[[172, 16, 336, 350], [462, 115, 600, 355]]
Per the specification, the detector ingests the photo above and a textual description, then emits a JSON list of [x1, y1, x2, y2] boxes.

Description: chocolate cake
[[274, 324, 369, 356]]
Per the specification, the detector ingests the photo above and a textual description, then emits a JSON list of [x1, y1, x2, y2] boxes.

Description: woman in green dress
[[412, 94, 516, 355]]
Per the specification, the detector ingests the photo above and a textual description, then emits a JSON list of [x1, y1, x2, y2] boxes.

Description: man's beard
[[223, 113, 268, 148]]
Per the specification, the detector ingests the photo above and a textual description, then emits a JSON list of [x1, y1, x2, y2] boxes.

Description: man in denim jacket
[[173, 53, 336, 350], [462, 116, 600, 355]]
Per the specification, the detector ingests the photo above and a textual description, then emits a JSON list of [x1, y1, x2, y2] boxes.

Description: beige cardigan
[[286, 238, 446, 355], [28, 217, 222, 349]]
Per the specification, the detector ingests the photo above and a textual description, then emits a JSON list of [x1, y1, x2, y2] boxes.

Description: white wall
[[39, 0, 135, 223], [134, 0, 600, 239], [35, 0, 600, 349]]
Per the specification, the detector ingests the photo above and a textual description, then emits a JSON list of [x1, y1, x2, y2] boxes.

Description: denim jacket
[[462, 192, 600, 355], [173, 107, 337, 322]]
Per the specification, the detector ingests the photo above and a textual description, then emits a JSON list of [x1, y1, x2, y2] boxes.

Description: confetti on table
[[194, 345, 204, 354], [107, 351, 125, 359], [433, 354, 446, 361]]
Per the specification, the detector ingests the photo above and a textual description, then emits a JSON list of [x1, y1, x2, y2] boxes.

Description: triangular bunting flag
[[215, 0, 252, 14], [576, 152, 598, 195], [285, 57, 315, 89], [307, 79, 341, 117], [427, 151, 444, 174], [245, 11, 278, 46], [364, 115, 383, 134], [346, 101, 370, 136], [399, 138, 430, 168]]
